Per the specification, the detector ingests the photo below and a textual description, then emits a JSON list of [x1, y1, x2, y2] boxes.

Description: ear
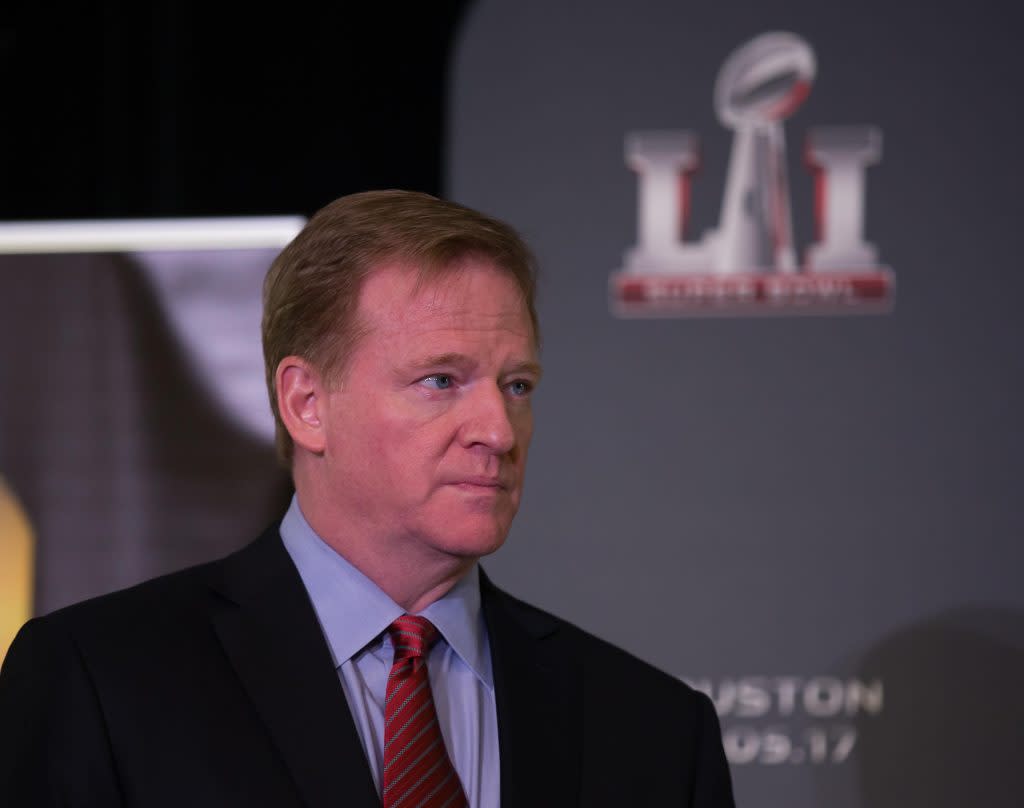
[[275, 356, 328, 455]]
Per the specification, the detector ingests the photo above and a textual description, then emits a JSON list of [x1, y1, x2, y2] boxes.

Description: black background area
[[1, 2, 470, 220]]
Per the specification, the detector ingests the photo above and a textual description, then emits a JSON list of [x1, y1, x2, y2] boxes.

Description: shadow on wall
[[853, 607, 1024, 807]]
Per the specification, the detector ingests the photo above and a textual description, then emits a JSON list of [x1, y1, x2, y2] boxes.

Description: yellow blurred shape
[[0, 477, 34, 665]]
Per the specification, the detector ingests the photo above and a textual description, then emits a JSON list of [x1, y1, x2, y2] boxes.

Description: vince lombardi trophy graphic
[[714, 32, 814, 273], [615, 31, 893, 316]]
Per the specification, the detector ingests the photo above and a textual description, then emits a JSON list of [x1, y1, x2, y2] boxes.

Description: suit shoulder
[[32, 540, 259, 660], [484, 579, 703, 702], [483, 580, 734, 803], [29, 526, 289, 658], [39, 522, 288, 631], [45, 556, 221, 627]]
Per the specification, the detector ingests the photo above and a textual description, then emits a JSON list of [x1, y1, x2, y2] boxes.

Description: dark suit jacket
[[0, 526, 735, 807]]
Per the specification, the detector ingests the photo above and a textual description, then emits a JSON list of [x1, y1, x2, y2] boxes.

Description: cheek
[[513, 409, 534, 451], [328, 402, 416, 476], [382, 420, 458, 475]]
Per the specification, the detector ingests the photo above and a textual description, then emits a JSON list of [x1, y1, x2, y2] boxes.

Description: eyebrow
[[507, 359, 544, 379], [411, 352, 543, 378]]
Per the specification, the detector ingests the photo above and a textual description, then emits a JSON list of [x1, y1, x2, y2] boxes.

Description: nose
[[458, 382, 517, 455]]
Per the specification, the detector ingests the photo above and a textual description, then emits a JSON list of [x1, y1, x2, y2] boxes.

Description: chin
[[425, 519, 511, 560], [415, 494, 518, 560]]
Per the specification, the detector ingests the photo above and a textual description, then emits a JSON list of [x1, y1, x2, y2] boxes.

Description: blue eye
[[508, 380, 532, 397], [422, 375, 453, 390]]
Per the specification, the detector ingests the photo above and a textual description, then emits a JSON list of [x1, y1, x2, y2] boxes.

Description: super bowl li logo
[[612, 32, 894, 316]]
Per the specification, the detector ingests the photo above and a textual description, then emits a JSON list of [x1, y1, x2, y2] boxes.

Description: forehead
[[356, 260, 535, 343]]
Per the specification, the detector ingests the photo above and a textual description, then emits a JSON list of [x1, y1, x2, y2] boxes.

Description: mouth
[[448, 477, 507, 492]]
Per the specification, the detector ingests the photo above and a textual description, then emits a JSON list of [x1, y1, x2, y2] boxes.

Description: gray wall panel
[[449, 2, 1024, 804]]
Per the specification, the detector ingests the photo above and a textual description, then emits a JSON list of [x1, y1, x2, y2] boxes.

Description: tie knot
[[387, 615, 439, 661]]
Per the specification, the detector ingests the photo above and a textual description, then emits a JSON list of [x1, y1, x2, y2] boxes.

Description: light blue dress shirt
[[280, 496, 500, 807]]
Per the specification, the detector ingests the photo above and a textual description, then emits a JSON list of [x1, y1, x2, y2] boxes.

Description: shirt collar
[[279, 495, 493, 690], [419, 559, 491, 689]]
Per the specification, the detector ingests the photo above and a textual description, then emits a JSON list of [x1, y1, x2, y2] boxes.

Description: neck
[[294, 489, 476, 614]]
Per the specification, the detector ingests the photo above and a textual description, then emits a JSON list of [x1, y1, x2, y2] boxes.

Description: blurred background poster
[[0, 219, 302, 625]]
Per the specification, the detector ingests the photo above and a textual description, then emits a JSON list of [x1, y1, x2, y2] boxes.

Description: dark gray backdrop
[[447, 1, 1024, 805]]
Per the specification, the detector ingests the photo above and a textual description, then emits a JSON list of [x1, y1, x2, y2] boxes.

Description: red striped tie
[[382, 615, 468, 808]]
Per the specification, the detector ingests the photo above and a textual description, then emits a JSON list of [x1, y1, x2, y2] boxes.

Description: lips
[[448, 476, 507, 490]]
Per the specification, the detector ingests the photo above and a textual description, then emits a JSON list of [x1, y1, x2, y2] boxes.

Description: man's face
[[317, 260, 540, 563]]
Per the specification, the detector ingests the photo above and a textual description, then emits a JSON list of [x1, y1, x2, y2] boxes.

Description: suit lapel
[[209, 529, 380, 808], [481, 572, 582, 808]]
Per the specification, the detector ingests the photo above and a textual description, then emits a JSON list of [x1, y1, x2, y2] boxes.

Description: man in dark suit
[[0, 191, 735, 807]]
